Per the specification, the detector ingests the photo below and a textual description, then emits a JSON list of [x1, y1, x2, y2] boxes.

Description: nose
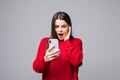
[[59, 27, 62, 32]]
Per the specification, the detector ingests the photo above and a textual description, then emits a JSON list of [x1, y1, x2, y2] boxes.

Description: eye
[[62, 25, 67, 28], [55, 25, 59, 28]]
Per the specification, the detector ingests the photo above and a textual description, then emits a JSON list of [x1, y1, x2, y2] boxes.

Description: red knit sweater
[[33, 37, 83, 80]]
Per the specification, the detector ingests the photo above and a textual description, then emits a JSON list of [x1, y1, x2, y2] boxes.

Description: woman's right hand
[[44, 45, 60, 62]]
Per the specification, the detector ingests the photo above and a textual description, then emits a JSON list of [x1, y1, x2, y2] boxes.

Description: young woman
[[33, 11, 83, 80]]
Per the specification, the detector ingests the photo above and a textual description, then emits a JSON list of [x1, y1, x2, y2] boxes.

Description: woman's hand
[[44, 45, 60, 62], [64, 26, 71, 41]]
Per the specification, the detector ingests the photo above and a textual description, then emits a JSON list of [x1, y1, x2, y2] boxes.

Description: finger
[[45, 51, 60, 62], [48, 52, 60, 59], [47, 50, 60, 57], [69, 26, 71, 34], [64, 26, 71, 41], [47, 45, 55, 52], [48, 57, 57, 61], [52, 49, 60, 54], [45, 55, 56, 62], [47, 49, 60, 57]]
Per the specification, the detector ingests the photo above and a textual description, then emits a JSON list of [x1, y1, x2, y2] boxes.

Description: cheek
[[64, 28, 69, 35], [55, 28, 58, 33]]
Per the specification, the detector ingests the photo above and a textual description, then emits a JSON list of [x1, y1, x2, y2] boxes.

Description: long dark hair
[[51, 11, 73, 39]]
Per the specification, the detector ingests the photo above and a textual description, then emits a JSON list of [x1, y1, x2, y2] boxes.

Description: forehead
[[55, 19, 68, 25]]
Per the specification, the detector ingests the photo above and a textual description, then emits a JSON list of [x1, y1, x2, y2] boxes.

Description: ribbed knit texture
[[33, 37, 83, 80]]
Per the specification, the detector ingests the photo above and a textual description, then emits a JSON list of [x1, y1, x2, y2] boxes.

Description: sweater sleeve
[[61, 38, 83, 67], [33, 38, 49, 73]]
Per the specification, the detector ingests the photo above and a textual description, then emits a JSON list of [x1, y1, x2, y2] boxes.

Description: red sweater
[[33, 37, 83, 80]]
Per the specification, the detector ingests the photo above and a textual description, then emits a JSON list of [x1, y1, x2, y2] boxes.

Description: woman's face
[[55, 19, 69, 40]]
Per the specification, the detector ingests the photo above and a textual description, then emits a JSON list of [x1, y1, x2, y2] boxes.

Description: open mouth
[[58, 33, 63, 36], [58, 33, 63, 37]]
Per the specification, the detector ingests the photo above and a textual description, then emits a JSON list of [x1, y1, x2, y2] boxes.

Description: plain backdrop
[[0, 0, 120, 80]]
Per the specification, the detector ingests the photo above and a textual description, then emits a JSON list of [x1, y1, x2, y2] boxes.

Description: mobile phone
[[48, 39, 59, 51]]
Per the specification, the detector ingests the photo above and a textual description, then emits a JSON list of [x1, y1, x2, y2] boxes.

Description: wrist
[[64, 38, 69, 41]]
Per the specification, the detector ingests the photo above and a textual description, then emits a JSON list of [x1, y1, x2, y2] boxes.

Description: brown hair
[[51, 11, 73, 39]]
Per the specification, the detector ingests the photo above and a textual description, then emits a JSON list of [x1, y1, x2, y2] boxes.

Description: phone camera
[[49, 40, 51, 43]]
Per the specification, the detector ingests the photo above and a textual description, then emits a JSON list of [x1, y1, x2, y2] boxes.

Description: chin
[[59, 39, 64, 40], [58, 38, 64, 41]]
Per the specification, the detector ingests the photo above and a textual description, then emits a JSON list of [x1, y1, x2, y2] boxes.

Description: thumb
[[47, 45, 55, 52]]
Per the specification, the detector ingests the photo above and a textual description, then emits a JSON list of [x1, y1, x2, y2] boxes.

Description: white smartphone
[[48, 39, 59, 51]]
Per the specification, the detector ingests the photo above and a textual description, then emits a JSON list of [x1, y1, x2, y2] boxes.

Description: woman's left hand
[[64, 26, 71, 41]]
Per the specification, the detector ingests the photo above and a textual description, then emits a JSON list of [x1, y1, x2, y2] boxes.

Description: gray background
[[0, 0, 120, 80]]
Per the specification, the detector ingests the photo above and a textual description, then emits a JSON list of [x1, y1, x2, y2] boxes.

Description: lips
[[58, 33, 63, 38], [58, 33, 63, 36]]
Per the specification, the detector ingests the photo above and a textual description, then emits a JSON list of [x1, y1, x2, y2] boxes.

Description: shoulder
[[41, 37, 49, 41], [40, 37, 50, 44], [71, 37, 82, 43], [70, 38, 83, 45]]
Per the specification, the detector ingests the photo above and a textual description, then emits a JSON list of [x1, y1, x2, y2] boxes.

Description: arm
[[61, 38, 83, 67], [33, 38, 49, 73]]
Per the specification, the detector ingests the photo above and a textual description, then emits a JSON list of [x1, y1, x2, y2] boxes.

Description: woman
[[33, 11, 83, 80]]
